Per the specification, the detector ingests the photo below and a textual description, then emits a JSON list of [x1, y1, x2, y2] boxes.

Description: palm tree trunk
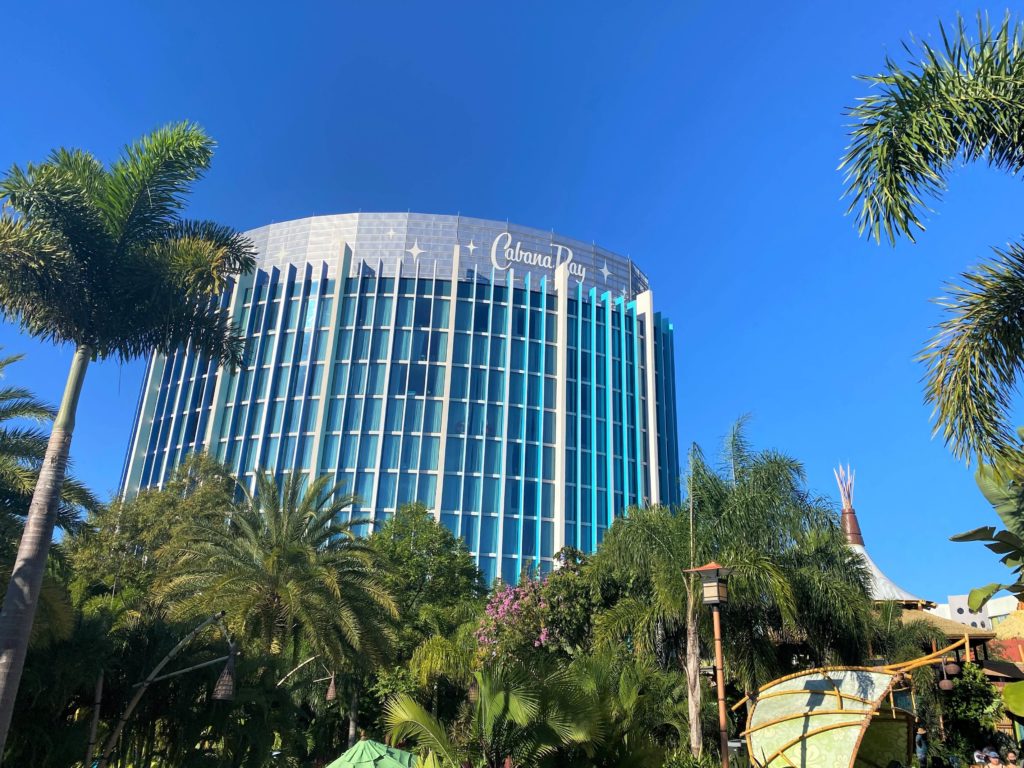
[[685, 578, 703, 757], [347, 687, 359, 747], [0, 344, 91, 756]]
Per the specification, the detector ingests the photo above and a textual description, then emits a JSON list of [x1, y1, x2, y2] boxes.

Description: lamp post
[[685, 562, 733, 768]]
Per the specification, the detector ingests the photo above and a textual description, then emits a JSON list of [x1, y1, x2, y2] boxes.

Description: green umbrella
[[324, 738, 417, 768]]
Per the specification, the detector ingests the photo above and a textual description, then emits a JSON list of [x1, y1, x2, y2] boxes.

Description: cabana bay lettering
[[489, 232, 586, 282]]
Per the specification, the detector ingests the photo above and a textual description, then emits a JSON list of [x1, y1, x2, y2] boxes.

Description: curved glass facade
[[122, 213, 680, 582]]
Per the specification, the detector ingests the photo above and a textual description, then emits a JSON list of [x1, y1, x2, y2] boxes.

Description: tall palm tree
[[0, 122, 255, 745], [157, 471, 396, 669], [592, 421, 872, 757], [841, 14, 1024, 467]]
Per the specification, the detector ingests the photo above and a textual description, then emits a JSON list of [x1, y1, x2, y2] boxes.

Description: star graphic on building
[[466, 240, 477, 255], [387, 229, 396, 240], [599, 262, 611, 281], [406, 240, 424, 259]]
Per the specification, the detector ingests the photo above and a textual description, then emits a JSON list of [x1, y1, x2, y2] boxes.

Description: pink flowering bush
[[475, 578, 551, 662]]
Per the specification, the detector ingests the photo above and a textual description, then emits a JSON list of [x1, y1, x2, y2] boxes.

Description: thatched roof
[[902, 609, 996, 641]]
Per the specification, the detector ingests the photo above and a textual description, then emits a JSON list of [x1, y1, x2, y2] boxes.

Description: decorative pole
[[685, 562, 733, 768]]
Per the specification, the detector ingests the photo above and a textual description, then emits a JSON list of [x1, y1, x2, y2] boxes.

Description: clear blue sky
[[2, 1, 1020, 600]]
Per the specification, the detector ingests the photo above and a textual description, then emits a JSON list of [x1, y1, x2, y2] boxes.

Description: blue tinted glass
[[407, 364, 426, 396], [370, 330, 390, 360], [417, 474, 436, 507], [401, 436, 420, 468], [427, 367, 445, 397], [451, 367, 468, 399], [363, 398, 382, 430], [420, 437, 439, 470], [344, 400, 362, 431], [447, 402, 466, 434], [453, 333, 471, 364], [429, 333, 447, 362], [384, 398, 404, 431], [398, 473, 417, 505], [357, 436, 378, 468], [455, 301, 472, 331], [396, 297, 414, 326], [480, 516, 498, 554], [445, 438, 463, 471], [381, 436, 400, 469], [432, 299, 450, 327], [339, 438, 357, 469], [374, 296, 393, 325], [423, 400, 443, 433], [378, 473, 398, 508], [356, 297, 374, 326], [441, 475, 461, 511], [415, 297, 432, 326], [404, 398, 423, 432]]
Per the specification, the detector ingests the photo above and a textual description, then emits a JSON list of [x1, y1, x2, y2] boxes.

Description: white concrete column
[[552, 263, 570, 554], [635, 289, 660, 505]]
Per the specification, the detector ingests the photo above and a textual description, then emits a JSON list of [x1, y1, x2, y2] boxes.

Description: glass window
[[417, 474, 436, 507], [480, 515, 498, 555], [490, 336, 506, 363], [340, 297, 356, 327], [375, 296, 393, 325], [310, 363, 324, 393], [301, 401, 319, 432], [399, 278, 416, 294], [420, 436, 439, 470], [317, 297, 334, 325], [398, 473, 418, 506], [463, 476, 481, 512], [453, 333, 471, 364], [441, 475, 460, 511], [357, 436, 378, 468], [356, 297, 375, 326], [339, 437, 357, 469], [412, 330, 430, 361], [414, 297, 432, 327], [370, 330, 390, 360], [407, 363, 427, 396], [401, 436, 420, 468], [509, 406, 524, 436], [353, 329, 370, 360], [445, 438, 463, 472], [404, 398, 423, 432], [488, 371, 505, 403], [384, 399, 405, 432], [469, 370, 486, 401], [472, 335, 488, 365], [432, 299, 450, 328], [396, 297, 414, 327], [348, 364, 366, 395], [363, 398, 382, 431], [392, 329, 412, 361], [464, 402, 482, 436], [429, 332, 448, 362], [381, 436, 400, 469], [336, 330, 353, 359], [327, 399, 343, 432], [484, 441, 502, 475], [455, 301, 472, 331], [465, 438, 483, 473], [436, 280, 451, 296], [378, 473, 398, 508], [423, 400, 443, 433], [344, 399, 363, 431], [388, 364, 408, 395], [448, 402, 467, 434], [426, 366, 445, 397], [486, 404, 504, 438], [450, 367, 468, 399], [366, 364, 386, 395], [491, 304, 507, 334]]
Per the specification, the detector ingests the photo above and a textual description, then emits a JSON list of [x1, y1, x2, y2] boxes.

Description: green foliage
[[842, 14, 1024, 465], [950, 458, 1024, 612], [156, 471, 396, 667], [944, 663, 1004, 755], [0, 123, 255, 363], [369, 502, 484, 660]]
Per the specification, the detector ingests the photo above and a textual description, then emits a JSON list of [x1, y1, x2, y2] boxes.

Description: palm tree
[[385, 664, 597, 768], [157, 471, 396, 670], [592, 421, 873, 757], [841, 14, 1024, 467], [0, 122, 255, 745]]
